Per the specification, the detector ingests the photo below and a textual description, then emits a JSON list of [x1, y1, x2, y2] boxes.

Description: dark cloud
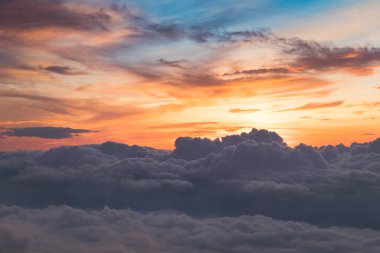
[[2, 127, 96, 139], [222, 30, 270, 42], [2, 128, 380, 230], [0, 0, 111, 32], [2, 129, 380, 250], [127, 10, 269, 44], [97, 141, 169, 159], [278, 37, 380, 74], [208, 35, 380, 77], [223, 67, 291, 76], [18, 65, 87, 75], [157, 58, 186, 68], [369, 138, 380, 154], [1, 205, 380, 253], [182, 27, 269, 43], [0, 225, 29, 253], [123, 32, 380, 87], [171, 128, 284, 160], [143, 22, 186, 40], [43, 65, 86, 75]]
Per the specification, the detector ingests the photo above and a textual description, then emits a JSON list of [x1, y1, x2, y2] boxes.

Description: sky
[[3, 2, 380, 252], [1, 0, 380, 151]]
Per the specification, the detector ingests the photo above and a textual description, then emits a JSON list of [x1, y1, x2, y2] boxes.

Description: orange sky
[[1, 0, 380, 151]]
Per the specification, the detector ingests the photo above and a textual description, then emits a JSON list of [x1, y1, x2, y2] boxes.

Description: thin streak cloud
[[278, 100, 344, 112]]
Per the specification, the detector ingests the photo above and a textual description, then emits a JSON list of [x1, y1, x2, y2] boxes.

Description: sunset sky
[[1, 0, 380, 150]]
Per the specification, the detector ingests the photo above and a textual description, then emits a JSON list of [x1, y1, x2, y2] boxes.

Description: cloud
[[171, 128, 284, 160], [0, 224, 29, 253], [3, 128, 380, 230], [223, 68, 291, 76], [230, 108, 261, 113], [0, 89, 146, 123], [131, 17, 269, 44], [157, 58, 186, 68], [3, 128, 380, 250], [171, 72, 226, 86], [18, 65, 87, 75], [97, 141, 169, 159], [2, 127, 97, 139], [279, 37, 380, 75], [2, 205, 380, 253], [0, 0, 111, 32], [43, 65, 86, 75], [279, 100, 344, 112]]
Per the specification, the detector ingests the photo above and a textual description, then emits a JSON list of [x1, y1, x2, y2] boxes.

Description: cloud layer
[[1, 129, 380, 229], [2, 205, 380, 253], [1, 129, 380, 251]]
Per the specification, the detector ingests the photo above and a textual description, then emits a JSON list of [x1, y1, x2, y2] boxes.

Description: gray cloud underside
[[2, 205, 380, 253]]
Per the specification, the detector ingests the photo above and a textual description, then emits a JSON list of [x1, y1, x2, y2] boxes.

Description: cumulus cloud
[[0, 224, 29, 253], [2, 127, 96, 139], [1, 128, 380, 231], [1, 128, 380, 251]]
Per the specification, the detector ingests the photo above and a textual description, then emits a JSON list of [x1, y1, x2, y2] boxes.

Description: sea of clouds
[[1, 129, 380, 252]]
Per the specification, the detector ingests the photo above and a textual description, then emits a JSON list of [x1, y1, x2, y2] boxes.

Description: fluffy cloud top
[[1, 128, 380, 252]]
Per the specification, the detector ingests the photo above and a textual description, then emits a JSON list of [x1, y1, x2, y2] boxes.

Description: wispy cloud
[[18, 65, 87, 75], [223, 68, 292, 76], [230, 108, 261, 113], [279, 38, 380, 75], [157, 58, 187, 68], [0, 0, 111, 32], [278, 100, 344, 112], [2, 126, 97, 139]]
